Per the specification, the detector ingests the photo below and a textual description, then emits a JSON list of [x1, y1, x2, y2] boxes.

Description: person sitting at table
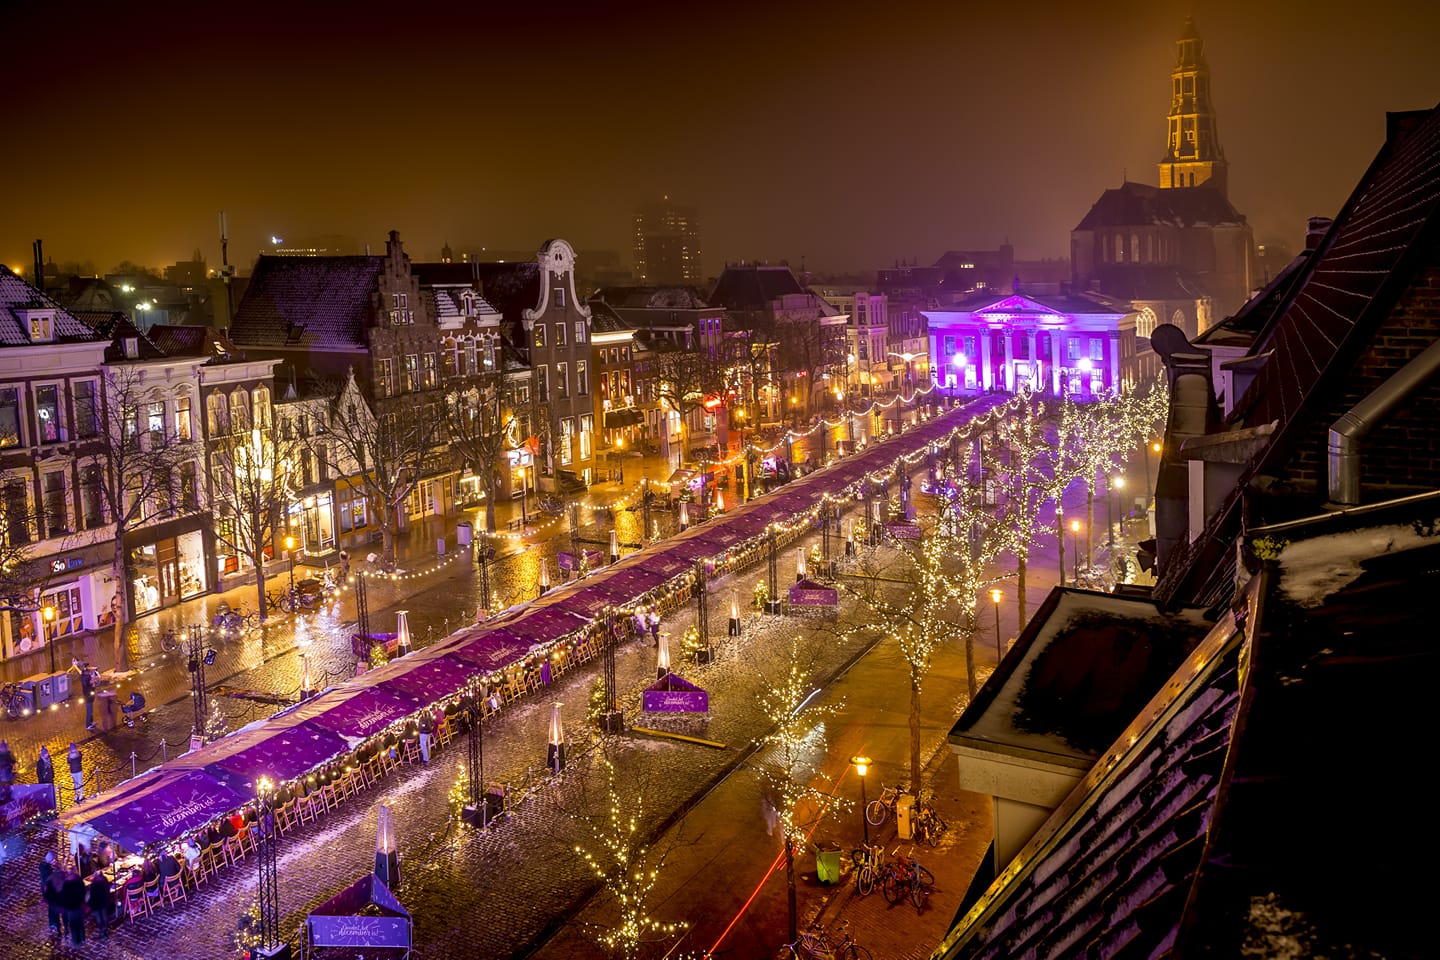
[[181, 837, 202, 869], [202, 821, 222, 847], [93, 841, 113, 871], [219, 815, 238, 840], [88, 870, 114, 941], [140, 858, 159, 883], [158, 850, 182, 880]]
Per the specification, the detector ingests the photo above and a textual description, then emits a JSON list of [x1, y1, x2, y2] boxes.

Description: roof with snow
[[228, 255, 385, 350], [0, 266, 110, 347], [592, 285, 712, 309], [707, 264, 806, 309]]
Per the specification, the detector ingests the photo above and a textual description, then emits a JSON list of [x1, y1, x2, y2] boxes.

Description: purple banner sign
[[789, 580, 839, 607], [642, 689, 710, 713], [1, 783, 56, 831], [886, 522, 922, 539], [308, 914, 412, 948], [557, 549, 604, 571]]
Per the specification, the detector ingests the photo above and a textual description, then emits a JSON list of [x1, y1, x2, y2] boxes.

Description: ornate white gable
[[523, 238, 593, 323]]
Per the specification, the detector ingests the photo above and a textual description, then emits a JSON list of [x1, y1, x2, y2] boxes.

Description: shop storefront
[[289, 491, 337, 558], [127, 519, 213, 616], [1, 542, 118, 661], [507, 448, 534, 500]]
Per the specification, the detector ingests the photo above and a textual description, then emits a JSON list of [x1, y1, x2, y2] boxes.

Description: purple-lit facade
[[921, 292, 1136, 397]]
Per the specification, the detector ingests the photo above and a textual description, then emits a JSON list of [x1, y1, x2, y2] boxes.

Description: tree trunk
[[909, 670, 923, 793], [253, 551, 269, 621], [1055, 501, 1065, 588], [1085, 481, 1095, 575], [110, 538, 130, 670], [379, 501, 396, 566], [483, 477, 496, 534], [1016, 551, 1028, 632], [784, 833, 797, 945], [963, 609, 977, 698]]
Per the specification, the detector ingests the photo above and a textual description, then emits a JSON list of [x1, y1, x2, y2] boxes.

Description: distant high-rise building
[[633, 198, 701, 285], [1158, 17, 1227, 196]]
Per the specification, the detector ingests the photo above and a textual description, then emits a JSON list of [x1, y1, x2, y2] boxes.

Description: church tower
[[1158, 17, 1227, 197]]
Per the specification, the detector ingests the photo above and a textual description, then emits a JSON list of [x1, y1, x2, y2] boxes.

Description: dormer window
[[462, 292, 475, 317], [18, 309, 55, 342]]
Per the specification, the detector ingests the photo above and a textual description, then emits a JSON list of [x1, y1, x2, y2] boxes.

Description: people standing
[[40, 851, 62, 937], [76, 842, 93, 878], [87, 870, 114, 940], [80, 662, 97, 730], [0, 739, 15, 803], [59, 868, 86, 945], [648, 608, 661, 645], [417, 712, 432, 763], [35, 745, 54, 790], [67, 742, 84, 803]]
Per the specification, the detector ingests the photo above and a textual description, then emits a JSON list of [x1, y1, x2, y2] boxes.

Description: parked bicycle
[[914, 794, 949, 847], [2, 682, 31, 720], [781, 920, 873, 960], [213, 602, 261, 634], [851, 842, 885, 897], [880, 847, 935, 910], [865, 782, 909, 827]]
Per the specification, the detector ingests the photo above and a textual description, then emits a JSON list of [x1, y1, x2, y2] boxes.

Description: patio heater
[[185, 625, 210, 740], [656, 632, 671, 678], [765, 526, 782, 614], [679, 500, 689, 532], [538, 560, 550, 596], [395, 610, 412, 655], [374, 803, 399, 888], [610, 529, 620, 565], [795, 547, 807, 583], [729, 590, 742, 637], [546, 702, 565, 773]]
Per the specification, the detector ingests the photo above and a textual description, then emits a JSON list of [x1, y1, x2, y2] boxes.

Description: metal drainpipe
[[1328, 337, 1440, 505]]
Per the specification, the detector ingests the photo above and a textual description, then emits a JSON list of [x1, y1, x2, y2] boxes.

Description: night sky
[[3, 0, 1435, 279]]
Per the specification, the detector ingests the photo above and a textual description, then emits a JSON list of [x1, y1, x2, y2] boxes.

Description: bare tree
[[313, 374, 441, 566], [443, 366, 515, 535], [207, 421, 304, 621], [93, 364, 202, 668], [651, 346, 723, 463], [988, 396, 1055, 631]]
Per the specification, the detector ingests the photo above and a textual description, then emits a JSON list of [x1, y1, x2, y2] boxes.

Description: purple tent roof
[[602, 565, 667, 596], [270, 685, 422, 743], [356, 652, 477, 704], [200, 727, 349, 792], [661, 537, 716, 563], [444, 628, 537, 671], [505, 607, 592, 643], [84, 769, 252, 852]]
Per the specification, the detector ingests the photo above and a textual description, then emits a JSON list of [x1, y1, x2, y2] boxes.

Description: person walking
[[80, 661, 97, 730], [88, 869, 114, 940], [417, 712, 432, 763], [40, 851, 63, 937], [648, 608, 661, 646], [35, 745, 54, 788], [59, 867, 86, 945], [0, 739, 15, 803], [67, 742, 84, 803]]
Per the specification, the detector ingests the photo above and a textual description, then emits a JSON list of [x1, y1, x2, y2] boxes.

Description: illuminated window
[[555, 322, 567, 347], [576, 361, 588, 396], [534, 324, 546, 349], [404, 354, 419, 392], [556, 362, 569, 399], [35, 384, 61, 443], [575, 322, 587, 344]]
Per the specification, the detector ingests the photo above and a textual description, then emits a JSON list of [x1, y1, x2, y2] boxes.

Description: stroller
[[120, 692, 148, 727]]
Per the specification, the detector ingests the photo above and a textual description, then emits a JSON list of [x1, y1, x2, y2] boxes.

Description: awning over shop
[[604, 407, 645, 429]]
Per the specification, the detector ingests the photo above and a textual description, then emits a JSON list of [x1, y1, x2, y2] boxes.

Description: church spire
[[1157, 16, 1227, 197]]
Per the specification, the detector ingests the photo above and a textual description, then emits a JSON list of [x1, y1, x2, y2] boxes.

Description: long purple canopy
[[505, 607, 591, 642], [355, 651, 476, 704], [200, 727, 349, 792], [84, 769, 252, 852], [444, 628, 539, 670], [270, 685, 422, 743]]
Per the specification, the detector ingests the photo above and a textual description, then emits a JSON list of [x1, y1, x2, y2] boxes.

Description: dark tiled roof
[[228, 255, 384, 350], [1157, 104, 1440, 607], [592, 285, 711, 309], [145, 324, 243, 360], [69, 309, 165, 360], [466, 261, 541, 333], [585, 300, 635, 335], [0, 266, 110, 347], [1073, 180, 1246, 230], [1193, 250, 1312, 346], [707, 264, 806, 309], [940, 583, 1252, 960], [410, 261, 481, 286]]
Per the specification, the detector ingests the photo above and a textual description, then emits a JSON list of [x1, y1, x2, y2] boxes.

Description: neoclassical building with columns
[[921, 286, 1138, 397]]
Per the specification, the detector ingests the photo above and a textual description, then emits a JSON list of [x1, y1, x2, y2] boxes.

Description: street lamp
[[1069, 519, 1082, 585], [851, 755, 871, 847], [256, 775, 281, 957], [1110, 475, 1125, 552], [283, 533, 296, 598], [989, 588, 1003, 660], [42, 604, 56, 675]]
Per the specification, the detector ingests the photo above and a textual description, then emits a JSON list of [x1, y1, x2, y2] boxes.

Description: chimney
[[32, 239, 43, 292], [1306, 217, 1333, 250]]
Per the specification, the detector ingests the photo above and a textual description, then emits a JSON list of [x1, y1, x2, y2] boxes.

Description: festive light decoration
[[572, 756, 689, 958]]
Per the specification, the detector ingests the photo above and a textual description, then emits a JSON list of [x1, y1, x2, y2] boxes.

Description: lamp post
[[1069, 519, 1081, 585], [1146, 440, 1161, 508], [283, 533, 296, 600], [851, 755, 871, 847], [990, 588, 1003, 660], [43, 604, 56, 675], [1110, 476, 1124, 551]]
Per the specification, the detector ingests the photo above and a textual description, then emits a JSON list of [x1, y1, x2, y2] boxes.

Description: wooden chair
[[143, 874, 164, 913], [318, 782, 338, 812], [274, 800, 296, 835], [360, 758, 380, 789], [400, 738, 421, 765], [295, 791, 318, 825], [161, 872, 186, 907], [223, 833, 245, 866], [123, 880, 149, 923], [239, 825, 258, 857]]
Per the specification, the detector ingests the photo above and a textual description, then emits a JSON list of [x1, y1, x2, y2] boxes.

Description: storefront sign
[[50, 557, 84, 574], [789, 580, 839, 607], [886, 522, 923, 540], [309, 915, 411, 948]]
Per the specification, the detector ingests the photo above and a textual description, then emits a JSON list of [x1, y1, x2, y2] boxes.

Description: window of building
[[208, 392, 229, 436], [422, 353, 437, 389], [575, 322, 587, 344], [230, 388, 249, 433], [3, 477, 33, 546], [180, 461, 198, 511], [72, 379, 98, 438], [556, 362, 569, 399], [559, 417, 574, 465], [483, 337, 495, 369], [146, 399, 166, 446], [175, 394, 193, 440], [34, 384, 62, 443], [377, 358, 394, 398], [465, 338, 479, 374], [42, 470, 67, 537], [555, 322, 567, 347], [537, 365, 549, 401], [1114, 235, 1124, 262], [1090, 338, 1104, 360], [404, 355, 419, 392], [0, 388, 23, 448], [554, 287, 566, 309], [576, 361, 588, 396], [442, 344, 456, 379], [252, 386, 271, 430], [80, 463, 105, 529], [1067, 337, 1080, 360], [29, 314, 53, 342], [579, 413, 593, 460], [534, 324, 546, 349]]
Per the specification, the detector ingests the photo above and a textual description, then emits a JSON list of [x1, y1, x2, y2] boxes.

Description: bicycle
[[781, 920, 873, 960], [880, 847, 935, 910], [865, 782, 908, 827], [851, 842, 884, 897], [2, 682, 31, 720], [914, 795, 948, 848]]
